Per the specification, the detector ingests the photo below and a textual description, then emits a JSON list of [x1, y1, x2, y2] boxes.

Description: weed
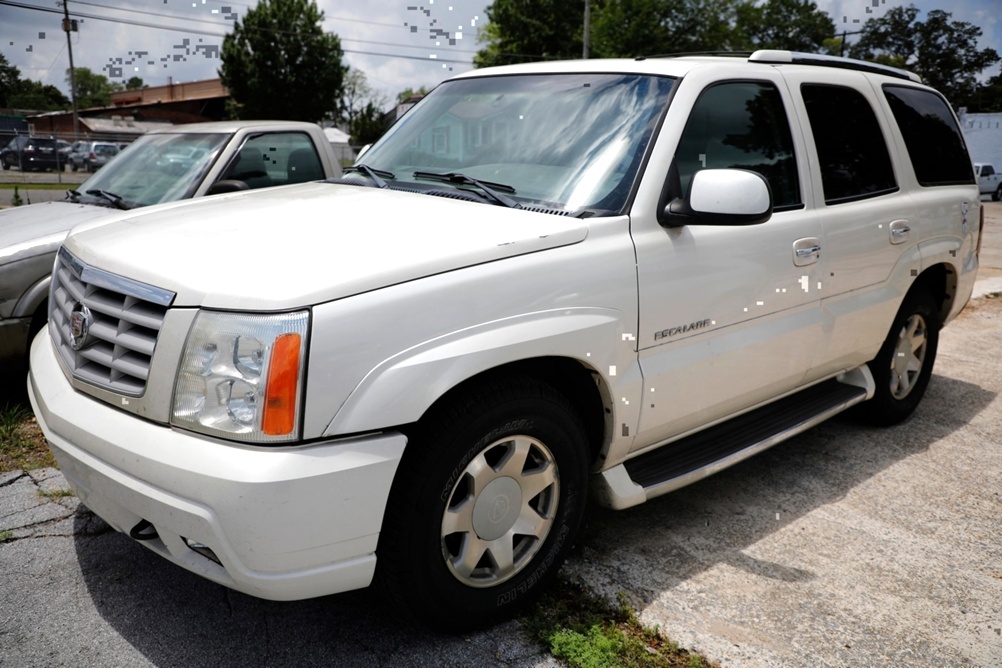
[[38, 488, 74, 499], [523, 578, 719, 668], [11, 186, 23, 207], [0, 403, 54, 473], [0, 530, 12, 543]]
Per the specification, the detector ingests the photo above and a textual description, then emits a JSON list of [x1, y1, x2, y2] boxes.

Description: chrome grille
[[50, 247, 175, 396]]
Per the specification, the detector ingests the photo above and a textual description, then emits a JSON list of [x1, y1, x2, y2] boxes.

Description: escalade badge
[[69, 302, 93, 351]]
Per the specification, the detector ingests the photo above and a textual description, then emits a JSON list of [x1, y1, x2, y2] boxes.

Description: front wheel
[[857, 288, 940, 425], [377, 377, 590, 631], [994, 185, 1002, 202]]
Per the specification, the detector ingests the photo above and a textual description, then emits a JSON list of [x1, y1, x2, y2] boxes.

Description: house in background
[[959, 110, 1002, 164]]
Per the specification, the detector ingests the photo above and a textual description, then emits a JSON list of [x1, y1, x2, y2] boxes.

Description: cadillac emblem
[[69, 302, 93, 351]]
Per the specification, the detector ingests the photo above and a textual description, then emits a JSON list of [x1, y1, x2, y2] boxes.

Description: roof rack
[[640, 50, 922, 84], [748, 50, 922, 83]]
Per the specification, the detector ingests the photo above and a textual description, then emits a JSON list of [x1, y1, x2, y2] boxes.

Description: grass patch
[[0, 403, 54, 473], [38, 487, 74, 498], [0, 530, 13, 543], [0, 182, 81, 190], [523, 578, 718, 668]]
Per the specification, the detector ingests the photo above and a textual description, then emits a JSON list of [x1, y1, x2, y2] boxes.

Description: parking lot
[[1, 201, 1001, 667]]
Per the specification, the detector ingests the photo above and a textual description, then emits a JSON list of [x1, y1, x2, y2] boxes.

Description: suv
[[67, 141, 120, 172], [28, 52, 982, 630], [0, 136, 63, 171]]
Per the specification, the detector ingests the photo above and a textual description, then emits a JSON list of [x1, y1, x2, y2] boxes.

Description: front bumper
[[28, 332, 406, 601]]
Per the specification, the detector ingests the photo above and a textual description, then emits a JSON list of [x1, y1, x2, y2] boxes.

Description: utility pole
[[582, 0, 590, 59], [62, 0, 80, 140]]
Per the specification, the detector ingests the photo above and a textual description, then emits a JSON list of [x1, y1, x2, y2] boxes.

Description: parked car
[[56, 140, 73, 165], [974, 162, 1002, 201], [67, 141, 120, 172], [0, 136, 63, 171], [28, 52, 982, 630], [0, 120, 342, 367]]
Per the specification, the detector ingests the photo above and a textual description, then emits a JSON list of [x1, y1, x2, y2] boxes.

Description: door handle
[[889, 220, 911, 245], [793, 237, 821, 266]]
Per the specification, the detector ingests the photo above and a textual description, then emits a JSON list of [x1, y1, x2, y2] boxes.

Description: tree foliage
[[219, 0, 346, 122], [67, 67, 122, 109], [476, 0, 835, 62], [350, 101, 388, 146], [1, 52, 69, 110], [474, 0, 583, 67], [125, 76, 145, 90], [734, 0, 834, 52], [848, 4, 1000, 104]]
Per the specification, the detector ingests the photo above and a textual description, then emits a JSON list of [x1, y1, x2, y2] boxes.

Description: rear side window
[[675, 81, 801, 209], [883, 85, 974, 187], [801, 84, 897, 204]]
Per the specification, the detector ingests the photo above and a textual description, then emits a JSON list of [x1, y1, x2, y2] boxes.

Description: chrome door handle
[[796, 245, 821, 257]]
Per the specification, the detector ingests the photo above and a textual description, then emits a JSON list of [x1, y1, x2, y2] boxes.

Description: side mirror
[[661, 169, 773, 227], [205, 179, 250, 196]]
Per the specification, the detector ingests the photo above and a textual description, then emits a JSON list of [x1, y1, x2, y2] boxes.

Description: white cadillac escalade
[[28, 52, 983, 630]]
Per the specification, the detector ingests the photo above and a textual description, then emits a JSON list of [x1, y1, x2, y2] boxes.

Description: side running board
[[596, 374, 872, 510]]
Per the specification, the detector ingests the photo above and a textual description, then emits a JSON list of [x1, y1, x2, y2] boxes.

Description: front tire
[[377, 377, 590, 631], [858, 288, 940, 425], [994, 185, 1001, 202]]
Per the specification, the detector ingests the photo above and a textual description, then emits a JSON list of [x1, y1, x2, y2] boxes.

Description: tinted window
[[221, 132, 325, 189], [801, 84, 897, 204], [883, 85, 974, 186], [675, 81, 801, 209]]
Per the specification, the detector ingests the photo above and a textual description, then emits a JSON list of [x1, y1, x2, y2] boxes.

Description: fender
[[323, 307, 642, 437], [14, 274, 51, 320]]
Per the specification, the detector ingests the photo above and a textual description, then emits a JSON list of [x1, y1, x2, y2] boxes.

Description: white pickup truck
[[975, 162, 1002, 200], [29, 53, 982, 630], [0, 121, 341, 366]]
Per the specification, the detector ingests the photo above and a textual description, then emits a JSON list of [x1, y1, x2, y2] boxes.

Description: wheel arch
[[912, 262, 953, 326], [403, 356, 611, 466]]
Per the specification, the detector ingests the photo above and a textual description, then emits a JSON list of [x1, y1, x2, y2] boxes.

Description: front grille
[[50, 247, 175, 396]]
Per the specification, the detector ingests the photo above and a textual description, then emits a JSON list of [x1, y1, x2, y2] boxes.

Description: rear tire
[[858, 288, 939, 425], [377, 376, 589, 631]]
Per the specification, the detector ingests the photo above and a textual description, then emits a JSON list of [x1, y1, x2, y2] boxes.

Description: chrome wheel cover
[[890, 312, 928, 400], [441, 435, 559, 588]]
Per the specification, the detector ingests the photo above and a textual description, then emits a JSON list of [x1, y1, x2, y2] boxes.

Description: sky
[[0, 0, 1000, 109]]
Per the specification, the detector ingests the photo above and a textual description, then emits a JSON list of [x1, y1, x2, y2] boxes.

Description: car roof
[[146, 120, 322, 135], [449, 50, 922, 84]]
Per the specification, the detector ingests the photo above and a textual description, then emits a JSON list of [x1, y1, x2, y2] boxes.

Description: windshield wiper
[[85, 189, 131, 210], [66, 189, 81, 202], [342, 164, 393, 189], [413, 171, 521, 209]]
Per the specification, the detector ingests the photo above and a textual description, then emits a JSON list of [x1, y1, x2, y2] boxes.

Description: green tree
[[848, 4, 1000, 104], [9, 80, 70, 110], [350, 101, 388, 146], [67, 67, 123, 108], [125, 76, 145, 90], [733, 0, 834, 52], [219, 0, 346, 122], [0, 52, 21, 108], [591, 0, 742, 57], [396, 86, 430, 103], [474, 0, 583, 67]]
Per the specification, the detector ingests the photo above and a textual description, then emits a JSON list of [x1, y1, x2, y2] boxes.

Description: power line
[[0, 0, 476, 63]]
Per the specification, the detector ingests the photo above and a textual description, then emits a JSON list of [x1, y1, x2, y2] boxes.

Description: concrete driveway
[[2, 206, 1001, 667]]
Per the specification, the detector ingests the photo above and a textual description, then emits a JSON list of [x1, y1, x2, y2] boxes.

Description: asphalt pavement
[[1, 201, 1001, 667]]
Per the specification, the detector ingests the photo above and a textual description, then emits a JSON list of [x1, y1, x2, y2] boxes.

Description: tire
[[857, 288, 940, 425], [70, 161, 77, 172], [994, 185, 1001, 202], [377, 376, 590, 631], [1, 160, 8, 170]]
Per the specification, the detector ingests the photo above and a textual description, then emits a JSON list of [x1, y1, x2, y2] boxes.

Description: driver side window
[[674, 81, 802, 210]]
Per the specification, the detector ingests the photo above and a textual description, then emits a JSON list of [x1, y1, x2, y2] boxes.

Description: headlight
[[172, 310, 309, 443]]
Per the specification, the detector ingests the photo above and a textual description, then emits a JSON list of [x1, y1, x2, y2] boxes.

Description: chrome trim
[[58, 246, 175, 307]]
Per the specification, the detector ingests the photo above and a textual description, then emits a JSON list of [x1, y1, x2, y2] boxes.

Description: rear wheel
[[858, 288, 939, 425], [377, 376, 589, 631]]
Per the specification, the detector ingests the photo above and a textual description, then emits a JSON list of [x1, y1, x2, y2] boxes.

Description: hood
[[0, 201, 127, 264], [64, 182, 590, 310]]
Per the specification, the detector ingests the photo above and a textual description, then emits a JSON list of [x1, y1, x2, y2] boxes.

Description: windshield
[[359, 73, 676, 214], [74, 132, 230, 208]]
